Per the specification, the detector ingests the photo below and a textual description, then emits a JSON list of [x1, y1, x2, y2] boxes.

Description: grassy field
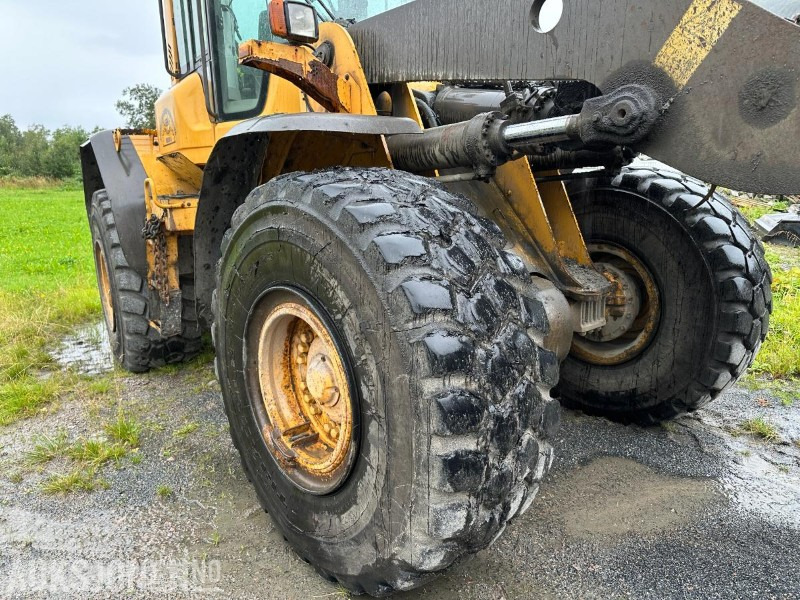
[[0, 185, 101, 424], [753, 244, 800, 380], [0, 184, 797, 426]]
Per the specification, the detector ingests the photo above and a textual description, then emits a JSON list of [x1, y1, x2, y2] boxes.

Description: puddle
[[692, 405, 800, 528], [548, 457, 719, 539], [50, 322, 114, 375], [717, 431, 800, 528]]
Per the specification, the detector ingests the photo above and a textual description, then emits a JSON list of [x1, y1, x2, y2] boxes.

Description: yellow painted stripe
[[655, 0, 742, 88]]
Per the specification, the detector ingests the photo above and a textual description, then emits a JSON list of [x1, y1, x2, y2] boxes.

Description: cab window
[[210, 0, 272, 120], [163, 0, 203, 75]]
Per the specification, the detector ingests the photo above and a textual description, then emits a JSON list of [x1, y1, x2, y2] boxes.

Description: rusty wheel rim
[[251, 291, 356, 494], [94, 241, 115, 334], [571, 243, 661, 366]]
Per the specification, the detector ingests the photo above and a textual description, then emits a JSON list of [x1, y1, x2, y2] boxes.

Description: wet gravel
[[0, 351, 798, 599]]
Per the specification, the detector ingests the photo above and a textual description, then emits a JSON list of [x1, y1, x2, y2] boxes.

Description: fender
[[193, 113, 421, 324], [80, 131, 149, 278]]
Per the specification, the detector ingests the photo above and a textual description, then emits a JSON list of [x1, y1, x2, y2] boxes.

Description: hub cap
[[94, 242, 115, 334], [253, 295, 355, 494], [572, 243, 660, 366]]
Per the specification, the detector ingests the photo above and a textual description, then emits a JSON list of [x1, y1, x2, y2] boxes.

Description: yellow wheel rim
[[571, 243, 661, 366], [94, 241, 115, 334], [254, 296, 355, 493]]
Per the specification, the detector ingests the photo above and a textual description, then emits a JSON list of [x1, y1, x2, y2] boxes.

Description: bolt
[[331, 428, 339, 440], [303, 392, 313, 404], [297, 353, 307, 365], [298, 343, 309, 353], [300, 332, 313, 344]]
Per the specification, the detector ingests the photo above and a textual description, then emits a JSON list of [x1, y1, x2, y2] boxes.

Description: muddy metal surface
[[1, 338, 798, 599]]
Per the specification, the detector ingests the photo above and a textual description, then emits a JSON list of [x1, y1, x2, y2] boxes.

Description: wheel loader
[[80, 0, 797, 595]]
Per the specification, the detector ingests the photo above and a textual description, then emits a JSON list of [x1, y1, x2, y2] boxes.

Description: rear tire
[[213, 168, 562, 596], [88, 189, 202, 372], [558, 166, 772, 424]]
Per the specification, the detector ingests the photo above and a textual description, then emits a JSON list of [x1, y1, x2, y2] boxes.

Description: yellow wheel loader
[[81, 0, 798, 594]]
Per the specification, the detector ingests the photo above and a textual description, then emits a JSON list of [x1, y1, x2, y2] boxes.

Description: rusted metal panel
[[350, 0, 800, 194], [239, 40, 351, 113]]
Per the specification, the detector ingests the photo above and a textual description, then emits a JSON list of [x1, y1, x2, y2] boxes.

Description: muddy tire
[[558, 166, 772, 424], [213, 168, 561, 596], [88, 189, 202, 373]]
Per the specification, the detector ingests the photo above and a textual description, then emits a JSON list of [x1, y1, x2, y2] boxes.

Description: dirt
[[549, 457, 719, 539], [1, 327, 799, 599]]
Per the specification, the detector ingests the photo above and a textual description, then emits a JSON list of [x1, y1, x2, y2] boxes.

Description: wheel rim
[[250, 290, 356, 495], [94, 241, 115, 334], [571, 242, 661, 366]]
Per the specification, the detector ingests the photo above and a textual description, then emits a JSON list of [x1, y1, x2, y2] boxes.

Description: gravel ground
[[0, 330, 798, 599]]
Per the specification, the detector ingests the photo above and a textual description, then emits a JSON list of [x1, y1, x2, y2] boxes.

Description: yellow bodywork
[[125, 20, 586, 312]]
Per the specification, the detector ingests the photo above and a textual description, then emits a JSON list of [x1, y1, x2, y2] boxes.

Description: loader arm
[[350, 0, 800, 194]]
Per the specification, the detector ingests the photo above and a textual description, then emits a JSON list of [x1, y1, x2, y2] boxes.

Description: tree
[[16, 125, 50, 177], [0, 115, 22, 176], [44, 126, 91, 179], [115, 84, 162, 130]]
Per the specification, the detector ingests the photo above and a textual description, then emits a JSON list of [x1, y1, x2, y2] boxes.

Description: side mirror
[[268, 0, 320, 44]]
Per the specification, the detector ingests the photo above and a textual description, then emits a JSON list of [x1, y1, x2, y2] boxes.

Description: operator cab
[[158, 0, 415, 123], [160, 0, 273, 121]]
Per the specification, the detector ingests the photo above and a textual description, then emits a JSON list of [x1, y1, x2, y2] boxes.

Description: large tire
[[88, 189, 202, 372], [213, 168, 561, 596], [558, 166, 772, 424]]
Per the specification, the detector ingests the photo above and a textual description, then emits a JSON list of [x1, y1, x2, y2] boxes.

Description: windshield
[[314, 0, 415, 21]]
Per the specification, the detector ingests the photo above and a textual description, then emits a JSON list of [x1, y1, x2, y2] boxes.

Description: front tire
[[213, 168, 561, 595], [558, 166, 772, 424]]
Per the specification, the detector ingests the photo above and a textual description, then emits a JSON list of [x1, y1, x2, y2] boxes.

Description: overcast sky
[[0, 0, 169, 131]]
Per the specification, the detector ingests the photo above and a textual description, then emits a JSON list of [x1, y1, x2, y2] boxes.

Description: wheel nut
[[331, 428, 339, 440], [303, 392, 313, 404], [297, 353, 307, 365], [298, 343, 309, 353], [300, 332, 312, 344]]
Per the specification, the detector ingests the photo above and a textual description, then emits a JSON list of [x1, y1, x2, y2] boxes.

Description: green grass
[[21, 415, 142, 493], [67, 438, 128, 466], [739, 417, 781, 442], [87, 377, 113, 396], [156, 484, 173, 499], [0, 377, 64, 425], [733, 199, 790, 224], [174, 422, 200, 438], [41, 467, 107, 494], [751, 245, 800, 380], [26, 431, 70, 464], [104, 413, 141, 448], [0, 186, 100, 425]]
